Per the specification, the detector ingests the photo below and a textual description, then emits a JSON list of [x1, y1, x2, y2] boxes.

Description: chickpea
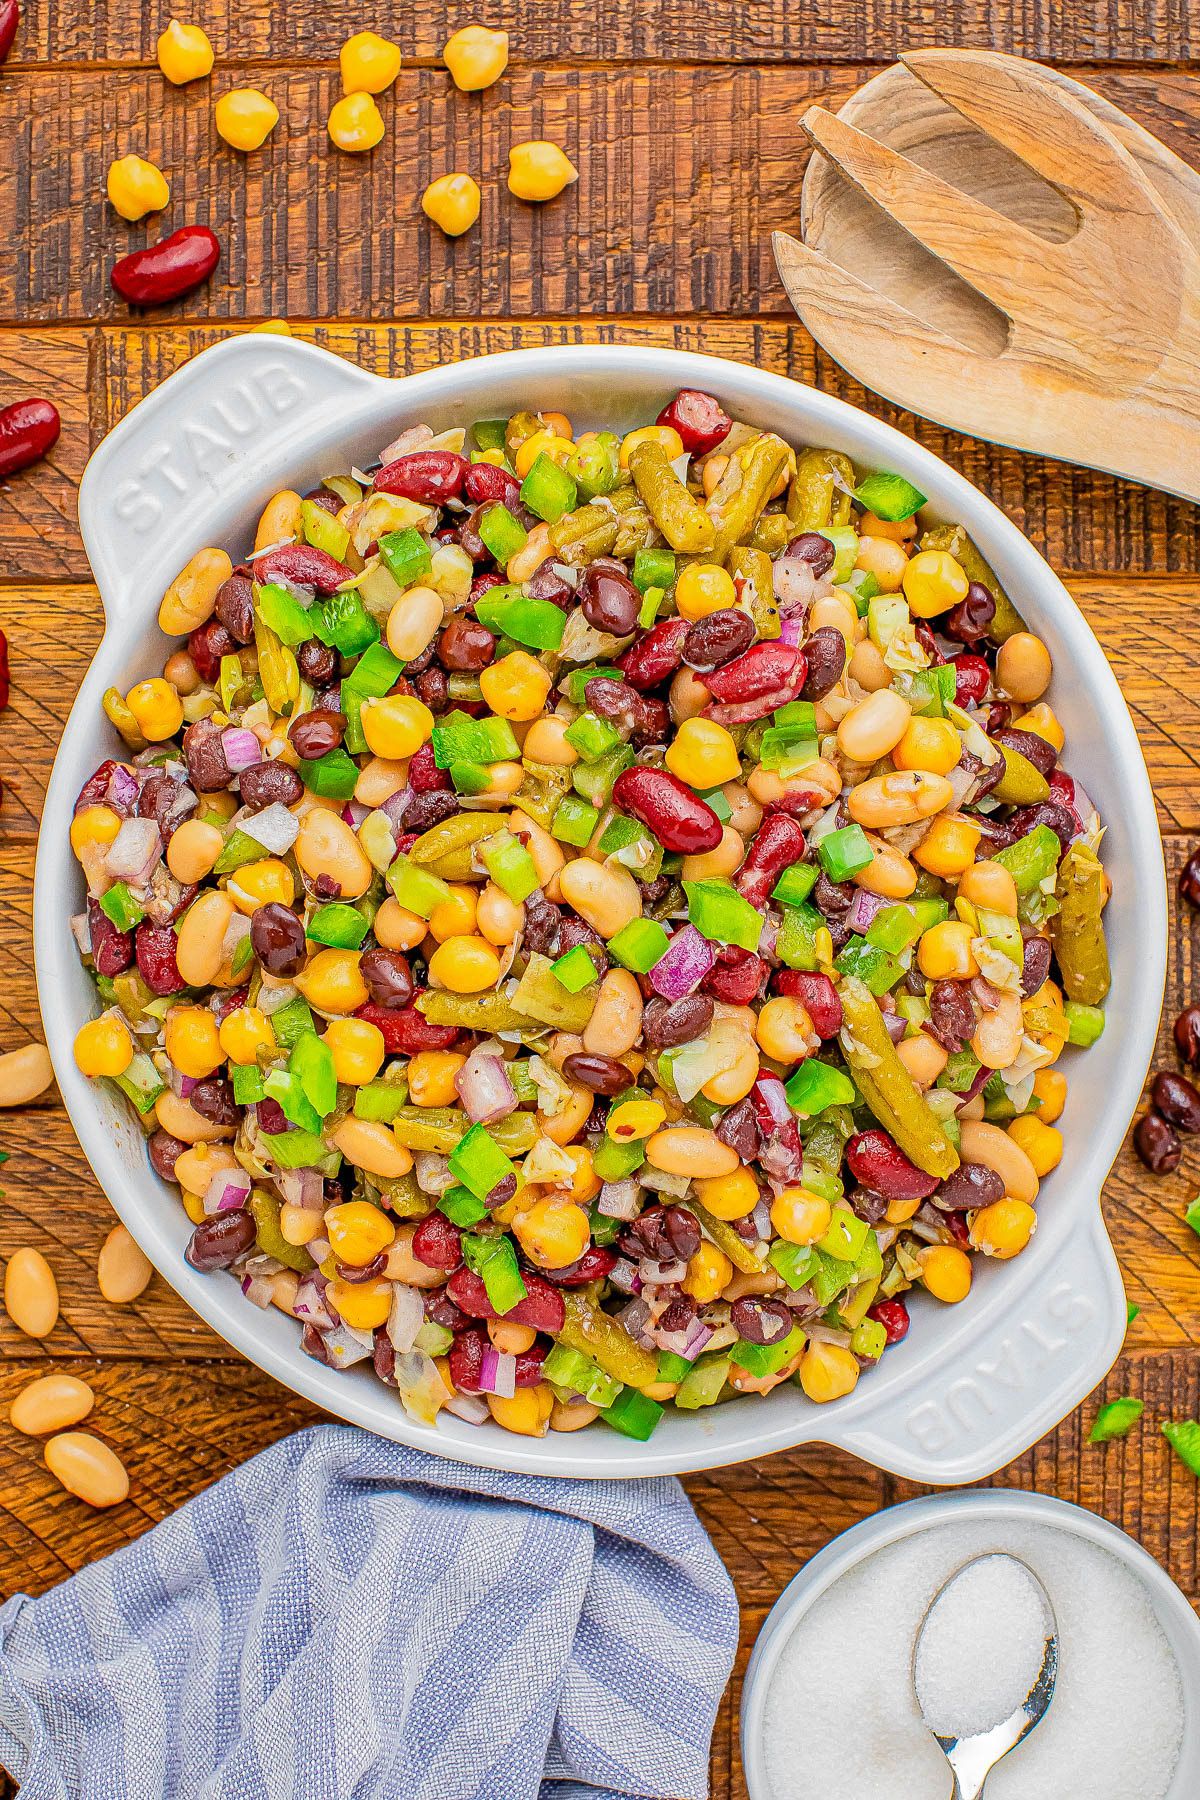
[[854, 535, 909, 593], [427, 935, 501, 994], [327, 91, 384, 153], [970, 1198, 1038, 1259], [702, 1036, 759, 1104], [227, 858, 293, 915], [681, 825, 745, 883], [550, 1399, 600, 1432], [522, 715, 578, 766], [848, 638, 892, 692], [540, 1081, 595, 1147], [339, 29, 403, 93], [489, 1320, 537, 1355], [296, 948, 369, 1014], [157, 19, 215, 84], [958, 859, 1019, 916], [897, 1032, 948, 1090], [373, 896, 428, 951], [799, 1341, 860, 1403], [770, 1187, 831, 1246], [902, 549, 969, 618], [428, 882, 478, 944], [513, 1196, 591, 1269], [756, 997, 814, 1064], [669, 667, 712, 722], [422, 174, 481, 237], [74, 1015, 134, 1079], [215, 88, 280, 152], [480, 651, 552, 720], [163, 650, 201, 695], [509, 141, 578, 202], [996, 632, 1053, 704], [682, 1243, 733, 1304], [665, 718, 741, 789], [443, 25, 508, 91], [106, 155, 170, 223], [476, 881, 524, 945], [355, 755, 410, 807]]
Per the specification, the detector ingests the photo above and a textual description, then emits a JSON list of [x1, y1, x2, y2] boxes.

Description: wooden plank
[[8, 67, 1200, 326], [0, 331, 93, 581], [13, 0, 1200, 71]]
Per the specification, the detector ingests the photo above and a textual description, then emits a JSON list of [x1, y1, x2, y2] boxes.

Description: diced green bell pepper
[[289, 1030, 337, 1119], [520, 452, 577, 524], [784, 1059, 856, 1114], [267, 996, 316, 1051], [601, 1386, 664, 1440], [312, 588, 379, 658], [481, 829, 540, 903], [851, 1318, 887, 1360], [301, 498, 351, 562], [462, 1231, 527, 1314], [379, 526, 433, 591], [306, 902, 369, 949], [564, 711, 622, 763], [99, 882, 145, 932], [606, 916, 671, 974], [471, 419, 508, 452], [994, 824, 1061, 895], [815, 1206, 870, 1264], [432, 709, 520, 769], [656, 1351, 692, 1382], [835, 939, 904, 997], [439, 1185, 491, 1226], [297, 749, 360, 801], [256, 581, 314, 646], [112, 1052, 166, 1116], [852, 470, 926, 521], [776, 903, 825, 972], [1089, 1397, 1144, 1443], [477, 503, 527, 563], [632, 545, 676, 594], [388, 852, 452, 919], [474, 587, 568, 652], [231, 1062, 266, 1104], [353, 1079, 409, 1123], [674, 1352, 731, 1410], [265, 1126, 340, 1172], [542, 1342, 621, 1407], [215, 829, 266, 874], [683, 879, 763, 954], [552, 945, 600, 993], [593, 1134, 646, 1182], [772, 863, 818, 907], [551, 794, 600, 848], [565, 664, 623, 705], [818, 825, 874, 882], [571, 745, 634, 806], [1161, 1419, 1200, 1476], [1064, 1001, 1105, 1046], [264, 1067, 323, 1135], [450, 1124, 516, 1201], [730, 1324, 805, 1379]]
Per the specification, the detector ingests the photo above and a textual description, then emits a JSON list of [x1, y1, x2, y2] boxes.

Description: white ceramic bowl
[[34, 337, 1165, 1479], [740, 1489, 1200, 1797]]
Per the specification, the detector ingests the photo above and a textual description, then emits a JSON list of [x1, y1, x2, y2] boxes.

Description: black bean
[[1179, 852, 1200, 910], [188, 1076, 239, 1126], [288, 708, 346, 760], [642, 994, 715, 1049], [238, 761, 304, 808], [934, 1161, 1005, 1211], [993, 727, 1057, 779], [148, 1129, 187, 1182], [730, 1295, 793, 1345], [1019, 935, 1052, 998], [944, 581, 996, 644], [561, 1053, 630, 1096], [415, 667, 450, 713], [403, 789, 461, 833], [439, 619, 495, 671], [1134, 1110, 1181, 1173], [715, 1096, 762, 1162], [182, 718, 231, 792], [799, 626, 846, 701], [681, 610, 756, 674], [214, 574, 255, 644], [185, 1210, 257, 1271], [1174, 1006, 1200, 1069], [784, 532, 835, 577], [526, 559, 575, 608], [359, 947, 415, 1010], [579, 565, 640, 636], [297, 639, 337, 685], [928, 981, 976, 1052], [250, 902, 307, 976], [619, 1204, 700, 1264], [1151, 1070, 1200, 1133]]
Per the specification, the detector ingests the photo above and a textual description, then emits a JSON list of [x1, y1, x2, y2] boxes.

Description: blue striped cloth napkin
[[0, 1424, 739, 1800]]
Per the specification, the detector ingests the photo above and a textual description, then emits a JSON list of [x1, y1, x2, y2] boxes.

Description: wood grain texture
[[12, 0, 1200, 70], [8, 67, 1200, 326], [0, 332, 92, 581]]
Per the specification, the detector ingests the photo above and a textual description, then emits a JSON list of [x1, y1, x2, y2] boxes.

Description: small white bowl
[[35, 336, 1165, 1480], [740, 1489, 1200, 1799]]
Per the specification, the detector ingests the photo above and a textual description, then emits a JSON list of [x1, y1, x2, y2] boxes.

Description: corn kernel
[[681, 1241, 733, 1303], [125, 677, 183, 742], [325, 1200, 397, 1266], [508, 140, 579, 203], [665, 716, 740, 788], [295, 948, 368, 1014], [514, 430, 575, 480], [427, 934, 501, 994], [969, 1198, 1037, 1259], [327, 91, 385, 154], [326, 1277, 393, 1330], [770, 1186, 832, 1246], [480, 652, 553, 721], [675, 562, 736, 621], [215, 88, 280, 152], [106, 155, 170, 223], [1008, 1113, 1063, 1176], [443, 25, 508, 91], [226, 858, 294, 915], [339, 30, 403, 94], [421, 172, 481, 238], [157, 19, 215, 84], [360, 693, 434, 759], [607, 1099, 666, 1142], [1012, 701, 1065, 753], [248, 319, 292, 335], [163, 1006, 224, 1080], [902, 549, 969, 619], [693, 1165, 759, 1220], [917, 1243, 973, 1303], [218, 1006, 276, 1065], [70, 806, 122, 857], [407, 1050, 467, 1107], [513, 1197, 591, 1270], [74, 1015, 134, 1079], [323, 1017, 386, 1086]]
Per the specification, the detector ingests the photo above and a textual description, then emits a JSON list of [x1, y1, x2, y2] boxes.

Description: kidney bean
[[715, 1095, 762, 1162], [703, 945, 764, 1005], [214, 574, 255, 644], [237, 761, 303, 810], [447, 1326, 488, 1391], [356, 999, 459, 1054], [0, 0, 19, 62], [784, 532, 836, 577], [928, 979, 976, 1051], [1135, 1109, 1181, 1173], [846, 1129, 940, 1202], [185, 1209, 257, 1272], [186, 617, 235, 684], [404, 790, 459, 834], [561, 1052, 629, 1096], [255, 545, 351, 594], [774, 970, 842, 1038], [580, 565, 641, 637], [359, 947, 415, 1011], [542, 1246, 619, 1289], [135, 772, 189, 836], [1005, 802, 1076, 854], [457, 505, 492, 564], [425, 1289, 469, 1335], [586, 677, 668, 746], [682, 609, 756, 674], [642, 993, 714, 1049], [371, 1327, 397, 1386], [993, 727, 1056, 779], [612, 765, 722, 854], [135, 922, 185, 995], [300, 1323, 334, 1367], [77, 761, 123, 813], [447, 1266, 566, 1333], [256, 1099, 291, 1135], [147, 1129, 188, 1182], [439, 618, 495, 672], [1152, 1070, 1200, 1133], [182, 718, 231, 792], [655, 388, 732, 455], [302, 486, 341, 518], [1019, 934, 1052, 998], [867, 1297, 910, 1345], [250, 902, 307, 976], [189, 1076, 239, 1126], [619, 1203, 701, 1265], [702, 640, 799, 704], [933, 1161, 1005, 1212], [87, 898, 133, 978], [557, 916, 609, 978], [288, 708, 346, 761], [618, 617, 691, 691], [799, 626, 846, 701], [374, 451, 469, 504], [111, 225, 220, 307], [736, 814, 806, 910], [1179, 851, 1200, 910], [0, 397, 60, 478], [731, 1294, 793, 1345], [849, 1186, 890, 1227], [464, 460, 521, 506], [950, 653, 991, 708], [412, 1212, 464, 1272], [214, 987, 251, 1025], [526, 560, 575, 608], [470, 571, 507, 605], [1174, 1006, 1200, 1068], [945, 581, 996, 644]]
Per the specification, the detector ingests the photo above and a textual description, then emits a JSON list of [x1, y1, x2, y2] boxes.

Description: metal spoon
[[913, 1553, 1058, 1800]]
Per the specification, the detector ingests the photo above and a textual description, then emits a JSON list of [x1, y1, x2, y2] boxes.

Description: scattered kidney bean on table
[[64, 390, 1116, 1443]]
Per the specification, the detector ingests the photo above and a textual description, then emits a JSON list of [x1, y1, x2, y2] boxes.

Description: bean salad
[[69, 391, 1111, 1441]]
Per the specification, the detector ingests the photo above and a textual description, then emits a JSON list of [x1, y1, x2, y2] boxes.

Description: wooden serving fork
[[773, 50, 1200, 503]]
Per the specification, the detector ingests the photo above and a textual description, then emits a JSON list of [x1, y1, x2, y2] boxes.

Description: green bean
[[747, 513, 792, 556], [515, 760, 574, 831], [787, 447, 855, 531], [838, 977, 960, 1178], [919, 524, 1025, 642], [708, 436, 791, 565], [407, 813, 498, 880], [248, 1188, 313, 1273], [627, 441, 716, 554], [558, 1291, 659, 1387], [991, 742, 1050, 806], [374, 1170, 432, 1218], [416, 989, 543, 1033], [549, 504, 620, 563], [1051, 841, 1111, 1004], [504, 410, 542, 460], [686, 1200, 764, 1274], [101, 688, 147, 751], [391, 1106, 539, 1155], [512, 952, 598, 1032], [253, 616, 300, 715], [727, 546, 780, 640]]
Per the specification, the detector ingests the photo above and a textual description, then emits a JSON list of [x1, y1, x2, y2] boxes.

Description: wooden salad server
[[773, 49, 1200, 503]]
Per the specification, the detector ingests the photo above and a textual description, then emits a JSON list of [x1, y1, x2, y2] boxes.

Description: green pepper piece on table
[[1089, 1397, 1144, 1443]]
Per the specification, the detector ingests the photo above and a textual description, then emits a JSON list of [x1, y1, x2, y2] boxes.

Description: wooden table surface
[[2, 4, 1200, 1792]]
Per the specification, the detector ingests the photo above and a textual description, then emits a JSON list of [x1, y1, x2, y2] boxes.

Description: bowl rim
[[738, 1488, 1200, 1799], [34, 337, 1166, 1480]]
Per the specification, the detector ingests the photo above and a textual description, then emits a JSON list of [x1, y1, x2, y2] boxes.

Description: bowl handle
[[77, 335, 385, 619], [831, 1210, 1128, 1485]]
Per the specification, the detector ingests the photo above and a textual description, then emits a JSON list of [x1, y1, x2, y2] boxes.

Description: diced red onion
[[219, 913, 251, 969], [956, 1061, 993, 1110], [750, 1197, 772, 1239], [306, 1237, 332, 1268], [804, 1320, 852, 1347], [380, 423, 433, 462], [454, 1048, 517, 1124], [320, 1321, 376, 1367], [846, 888, 887, 934], [884, 1011, 908, 1045], [549, 562, 579, 588], [274, 1166, 325, 1209], [203, 1169, 251, 1216], [247, 537, 293, 562], [758, 916, 779, 960], [414, 1151, 455, 1195], [779, 614, 805, 649], [179, 1074, 200, 1098], [380, 788, 412, 832], [616, 1296, 652, 1343], [70, 912, 91, 955], [105, 817, 162, 885], [104, 764, 140, 813], [946, 764, 978, 809], [293, 1272, 332, 1329], [608, 1257, 642, 1295], [220, 728, 263, 773], [445, 1391, 490, 1425], [754, 1074, 792, 1130], [241, 802, 300, 854], [597, 1178, 641, 1220], [650, 925, 717, 1000], [340, 799, 370, 830], [478, 1348, 518, 1399], [639, 1257, 688, 1287], [773, 557, 818, 612], [386, 1283, 425, 1355], [240, 1272, 274, 1309]]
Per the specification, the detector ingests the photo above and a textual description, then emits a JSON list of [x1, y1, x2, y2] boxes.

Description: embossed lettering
[[182, 419, 234, 467], [213, 385, 264, 437], [257, 364, 307, 415], [138, 443, 190, 496], [1046, 1281, 1094, 1333], [906, 1402, 953, 1453], [946, 1378, 994, 1431], [112, 479, 160, 532]]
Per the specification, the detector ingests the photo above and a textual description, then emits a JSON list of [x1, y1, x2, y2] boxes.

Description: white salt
[[760, 1521, 1185, 1800], [914, 1554, 1051, 1739]]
